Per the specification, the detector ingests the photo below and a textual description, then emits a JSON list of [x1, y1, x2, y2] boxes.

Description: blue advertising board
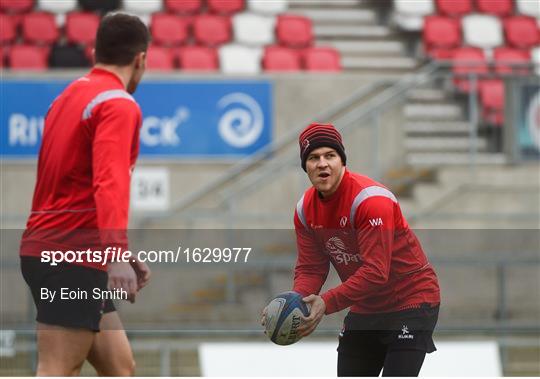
[[0, 79, 272, 158]]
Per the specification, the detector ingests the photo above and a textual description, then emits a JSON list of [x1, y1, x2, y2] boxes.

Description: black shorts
[[21, 256, 115, 332], [338, 304, 439, 356]]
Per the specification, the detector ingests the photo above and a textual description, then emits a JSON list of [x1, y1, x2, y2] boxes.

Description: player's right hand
[[108, 262, 138, 303]]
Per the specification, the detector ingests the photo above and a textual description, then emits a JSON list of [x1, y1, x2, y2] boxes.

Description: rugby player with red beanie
[[19, 13, 151, 376], [281, 123, 440, 376]]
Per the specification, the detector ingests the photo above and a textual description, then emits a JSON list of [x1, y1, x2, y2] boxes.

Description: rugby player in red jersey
[[20, 14, 150, 376], [264, 123, 440, 376]]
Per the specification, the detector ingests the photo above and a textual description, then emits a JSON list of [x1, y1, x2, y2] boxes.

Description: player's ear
[[134, 51, 146, 70]]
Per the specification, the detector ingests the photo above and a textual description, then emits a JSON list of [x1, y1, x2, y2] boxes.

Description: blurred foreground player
[[20, 14, 151, 376], [265, 123, 440, 376]]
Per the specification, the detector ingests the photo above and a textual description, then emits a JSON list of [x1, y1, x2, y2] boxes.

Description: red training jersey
[[20, 68, 142, 270], [293, 169, 440, 314]]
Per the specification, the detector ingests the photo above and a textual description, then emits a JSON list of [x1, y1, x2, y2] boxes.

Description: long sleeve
[[321, 196, 395, 314], [292, 209, 330, 297], [92, 99, 141, 248]]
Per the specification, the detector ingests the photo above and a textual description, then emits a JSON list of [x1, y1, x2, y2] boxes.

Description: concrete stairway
[[403, 87, 506, 166], [287, 0, 418, 73]]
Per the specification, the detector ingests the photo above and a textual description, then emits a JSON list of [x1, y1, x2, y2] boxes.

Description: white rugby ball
[[264, 291, 310, 346]]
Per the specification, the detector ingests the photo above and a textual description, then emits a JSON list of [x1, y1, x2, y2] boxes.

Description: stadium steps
[[402, 87, 505, 166], [289, 0, 418, 73]]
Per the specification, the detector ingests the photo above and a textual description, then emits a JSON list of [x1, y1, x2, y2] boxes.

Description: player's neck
[[93, 64, 132, 90]]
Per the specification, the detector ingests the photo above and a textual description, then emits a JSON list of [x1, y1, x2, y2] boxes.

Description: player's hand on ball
[[130, 258, 151, 290], [108, 262, 138, 303], [298, 294, 326, 337], [260, 306, 268, 329]]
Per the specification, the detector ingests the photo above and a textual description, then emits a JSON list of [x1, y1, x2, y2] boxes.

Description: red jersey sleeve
[[292, 209, 330, 297], [92, 98, 141, 247], [321, 196, 395, 314]]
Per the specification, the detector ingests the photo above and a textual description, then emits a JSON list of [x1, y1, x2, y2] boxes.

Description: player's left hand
[[130, 258, 151, 290], [298, 294, 326, 337]]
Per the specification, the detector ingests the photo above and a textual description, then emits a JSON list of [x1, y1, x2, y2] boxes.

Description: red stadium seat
[[493, 47, 530, 74], [476, 0, 513, 16], [423, 16, 461, 59], [151, 13, 189, 46], [22, 12, 59, 45], [65, 12, 100, 46], [479, 79, 504, 126], [164, 0, 202, 13], [0, 0, 33, 13], [146, 45, 175, 71], [193, 14, 231, 46], [207, 0, 244, 14], [262, 45, 301, 71], [176, 46, 218, 71], [503, 16, 539, 50], [0, 14, 16, 44], [436, 0, 473, 17], [303, 47, 341, 71], [452, 47, 489, 92], [9, 44, 48, 70], [276, 14, 313, 48]]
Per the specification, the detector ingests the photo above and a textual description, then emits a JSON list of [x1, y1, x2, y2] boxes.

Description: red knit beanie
[[299, 122, 346, 171]]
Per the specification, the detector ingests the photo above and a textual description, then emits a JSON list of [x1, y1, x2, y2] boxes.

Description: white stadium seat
[[531, 46, 540, 76], [393, 0, 434, 31], [38, 0, 77, 13], [517, 0, 540, 18], [462, 14, 503, 49], [233, 13, 276, 46], [123, 0, 162, 14], [219, 44, 262, 74], [248, 0, 288, 15]]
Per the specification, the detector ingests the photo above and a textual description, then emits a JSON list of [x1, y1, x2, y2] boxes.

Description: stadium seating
[[164, 0, 202, 14], [193, 14, 232, 46], [123, 0, 162, 14], [78, 0, 121, 13], [435, 0, 473, 17], [247, 0, 287, 14], [531, 46, 540, 76], [146, 45, 175, 71], [393, 0, 434, 30], [462, 14, 503, 49], [452, 47, 489, 92], [479, 79, 504, 126], [516, 0, 540, 17], [208, 0, 244, 15], [503, 16, 539, 50], [9, 44, 48, 70], [38, 0, 77, 14], [219, 44, 262, 74], [65, 12, 100, 46], [233, 13, 275, 46], [150, 13, 189, 46], [303, 47, 341, 71], [276, 14, 313, 48], [22, 12, 59, 45], [176, 46, 218, 71], [48, 44, 90, 67], [476, 0, 513, 16], [0, 14, 16, 44], [262, 45, 301, 71], [423, 15, 462, 59], [494, 47, 531, 74], [0, 0, 34, 13]]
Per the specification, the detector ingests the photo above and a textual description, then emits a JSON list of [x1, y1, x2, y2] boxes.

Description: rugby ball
[[264, 291, 310, 346]]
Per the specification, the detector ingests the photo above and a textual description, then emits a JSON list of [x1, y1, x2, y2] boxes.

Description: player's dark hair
[[95, 13, 150, 66]]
